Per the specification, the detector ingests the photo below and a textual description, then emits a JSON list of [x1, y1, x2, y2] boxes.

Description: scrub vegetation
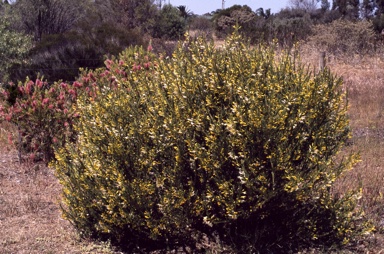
[[1, 0, 384, 253]]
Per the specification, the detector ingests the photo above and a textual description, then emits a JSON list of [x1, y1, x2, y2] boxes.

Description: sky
[[167, 0, 291, 15]]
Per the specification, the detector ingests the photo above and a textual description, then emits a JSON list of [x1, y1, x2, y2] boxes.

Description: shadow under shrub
[[53, 32, 373, 252], [222, 190, 366, 252]]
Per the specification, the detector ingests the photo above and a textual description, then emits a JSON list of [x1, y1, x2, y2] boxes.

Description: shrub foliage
[[306, 19, 376, 55], [53, 33, 372, 252], [0, 78, 81, 162]]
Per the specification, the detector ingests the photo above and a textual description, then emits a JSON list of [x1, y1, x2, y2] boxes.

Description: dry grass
[[1, 46, 384, 253], [325, 52, 384, 222], [304, 49, 384, 252], [0, 124, 119, 253]]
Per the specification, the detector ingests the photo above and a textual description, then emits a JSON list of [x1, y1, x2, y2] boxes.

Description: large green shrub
[[53, 33, 372, 252]]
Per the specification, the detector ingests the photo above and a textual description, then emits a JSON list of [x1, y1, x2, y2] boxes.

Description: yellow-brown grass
[[301, 47, 384, 251], [333, 54, 384, 234]]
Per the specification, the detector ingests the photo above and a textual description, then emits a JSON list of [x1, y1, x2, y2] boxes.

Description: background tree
[[321, 0, 331, 11], [268, 8, 314, 46], [152, 4, 186, 40], [13, 0, 89, 42], [305, 19, 376, 55], [375, 0, 384, 16], [289, 0, 319, 12], [362, 0, 375, 18], [110, 0, 158, 34], [177, 5, 192, 21], [213, 5, 257, 38], [332, 0, 347, 16], [8, 0, 145, 82], [256, 7, 271, 19], [332, 0, 359, 19], [368, 0, 384, 32], [189, 15, 213, 32], [0, 17, 32, 83], [348, 0, 360, 19], [0, 0, 8, 11]]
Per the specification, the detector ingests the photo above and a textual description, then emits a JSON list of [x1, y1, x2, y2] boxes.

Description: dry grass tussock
[[1, 45, 384, 253]]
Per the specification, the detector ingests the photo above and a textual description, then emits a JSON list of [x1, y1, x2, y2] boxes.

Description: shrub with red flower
[[0, 44, 156, 163], [0, 78, 81, 162]]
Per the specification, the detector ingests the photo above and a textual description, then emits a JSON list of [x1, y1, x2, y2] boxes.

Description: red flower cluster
[[0, 78, 87, 162], [0, 43, 157, 163]]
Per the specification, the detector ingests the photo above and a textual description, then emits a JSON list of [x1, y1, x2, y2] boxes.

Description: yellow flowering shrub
[[53, 34, 372, 252]]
